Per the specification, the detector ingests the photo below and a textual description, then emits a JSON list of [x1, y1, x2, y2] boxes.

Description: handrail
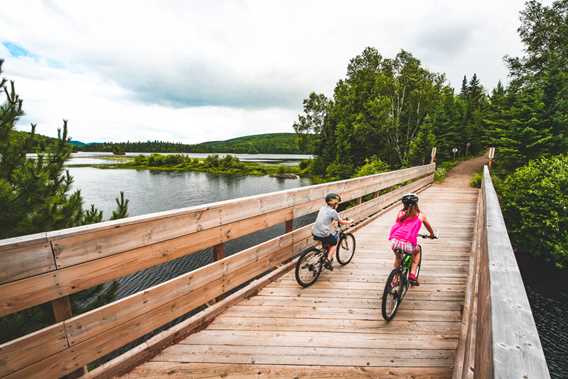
[[0, 163, 434, 319], [453, 165, 549, 378], [0, 164, 435, 379]]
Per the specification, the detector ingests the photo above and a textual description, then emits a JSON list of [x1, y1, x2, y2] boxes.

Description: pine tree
[[0, 60, 131, 342], [408, 116, 436, 165]]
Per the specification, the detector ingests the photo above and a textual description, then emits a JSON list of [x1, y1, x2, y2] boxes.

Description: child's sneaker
[[408, 273, 419, 286]]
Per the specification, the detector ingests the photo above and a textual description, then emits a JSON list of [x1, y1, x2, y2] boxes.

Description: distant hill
[[190, 133, 309, 154], [78, 133, 314, 154], [13, 130, 84, 152]]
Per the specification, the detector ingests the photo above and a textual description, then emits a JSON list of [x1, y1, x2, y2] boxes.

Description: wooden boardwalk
[[124, 184, 478, 378]]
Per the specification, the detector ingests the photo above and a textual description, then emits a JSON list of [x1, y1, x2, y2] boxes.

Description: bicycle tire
[[295, 247, 324, 287], [381, 269, 404, 321], [336, 233, 356, 265]]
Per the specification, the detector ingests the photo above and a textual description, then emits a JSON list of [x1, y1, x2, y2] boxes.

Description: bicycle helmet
[[325, 192, 341, 204], [401, 193, 419, 206]]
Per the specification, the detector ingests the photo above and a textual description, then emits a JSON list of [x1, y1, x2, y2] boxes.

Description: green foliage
[[79, 133, 312, 154], [434, 160, 459, 183], [294, 47, 487, 178], [470, 172, 483, 188], [488, 0, 568, 173], [499, 155, 568, 269], [123, 153, 301, 177], [354, 158, 390, 177], [325, 162, 354, 179]]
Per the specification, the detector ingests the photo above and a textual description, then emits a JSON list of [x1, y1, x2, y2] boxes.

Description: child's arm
[[338, 217, 353, 225], [336, 211, 353, 225], [420, 214, 436, 238]]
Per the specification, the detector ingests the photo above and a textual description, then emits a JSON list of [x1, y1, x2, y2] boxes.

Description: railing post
[[51, 296, 73, 322], [52, 296, 88, 377], [213, 243, 225, 261], [430, 147, 437, 163], [285, 219, 293, 233], [488, 147, 495, 168]]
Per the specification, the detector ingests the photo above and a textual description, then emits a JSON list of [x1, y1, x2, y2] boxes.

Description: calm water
[[516, 254, 568, 379]]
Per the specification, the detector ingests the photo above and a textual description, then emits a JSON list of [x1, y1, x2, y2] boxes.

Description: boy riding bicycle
[[312, 193, 353, 271]]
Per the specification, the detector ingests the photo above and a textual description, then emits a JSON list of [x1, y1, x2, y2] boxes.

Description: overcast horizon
[[0, 1, 532, 144]]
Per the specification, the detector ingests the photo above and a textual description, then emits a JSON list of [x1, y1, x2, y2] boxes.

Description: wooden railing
[[453, 165, 550, 379], [0, 163, 435, 379]]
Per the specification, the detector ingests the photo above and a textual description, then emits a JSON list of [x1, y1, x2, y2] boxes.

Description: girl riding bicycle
[[388, 193, 435, 285]]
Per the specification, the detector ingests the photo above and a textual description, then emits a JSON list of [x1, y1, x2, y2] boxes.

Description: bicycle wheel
[[295, 247, 324, 287], [381, 269, 404, 321], [336, 233, 356, 265]]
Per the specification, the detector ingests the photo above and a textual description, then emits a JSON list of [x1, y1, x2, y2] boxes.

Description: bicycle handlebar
[[418, 233, 438, 239]]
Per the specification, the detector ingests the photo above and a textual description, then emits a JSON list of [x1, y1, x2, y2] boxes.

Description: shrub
[[499, 154, 568, 269], [325, 162, 353, 179], [470, 172, 482, 188], [204, 154, 220, 168], [299, 159, 311, 170], [355, 159, 390, 177]]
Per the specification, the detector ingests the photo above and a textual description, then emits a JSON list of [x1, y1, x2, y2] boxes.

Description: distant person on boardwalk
[[312, 193, 353, 271], [388, 193, 435, 285]]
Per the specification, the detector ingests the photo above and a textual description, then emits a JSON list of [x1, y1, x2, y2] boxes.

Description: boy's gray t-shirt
[[312, 205, 339, 237]]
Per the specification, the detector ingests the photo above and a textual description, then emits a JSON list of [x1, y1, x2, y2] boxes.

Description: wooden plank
[[0, 233, 54, 284], [208, 317, 461, 335], [124, 362, 452, 379], [180, 330, 458, 350], [0, 323, 68, 377], [222, 305, 463, 322], [152, 344, 455, 367]]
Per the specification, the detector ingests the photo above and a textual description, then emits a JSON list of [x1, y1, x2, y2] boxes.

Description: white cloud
[[0, 0, 526, 143]]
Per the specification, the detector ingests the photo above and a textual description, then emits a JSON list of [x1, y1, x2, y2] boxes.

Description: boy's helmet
[[325, 193, 341, 204], [402, 193, 419, 206]]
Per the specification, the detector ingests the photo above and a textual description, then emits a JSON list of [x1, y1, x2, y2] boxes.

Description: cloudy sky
[[0, 1, 529, 144]]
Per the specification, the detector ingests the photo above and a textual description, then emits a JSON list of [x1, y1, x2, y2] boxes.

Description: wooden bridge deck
[[124, 184, 478, 378]]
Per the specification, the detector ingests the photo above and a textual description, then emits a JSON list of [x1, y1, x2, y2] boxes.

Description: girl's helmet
[[325, 193, 341, 204], [402, 193, 419, 206]]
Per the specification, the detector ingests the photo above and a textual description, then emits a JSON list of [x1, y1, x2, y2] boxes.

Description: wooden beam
[[213, 243, 225, 261], [51, 296, 73, 322], [285, 220, 293, 233]]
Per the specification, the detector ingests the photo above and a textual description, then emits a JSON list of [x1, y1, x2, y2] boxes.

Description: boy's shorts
[[313, 232, 338, 247]]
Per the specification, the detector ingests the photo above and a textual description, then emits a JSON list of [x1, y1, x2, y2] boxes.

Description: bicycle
[[381, 233, 438, 321], [295, 223, 356, 288]]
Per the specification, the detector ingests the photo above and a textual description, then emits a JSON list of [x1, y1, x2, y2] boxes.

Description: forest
[[294, 0, 567, 268], [75, 133, 310, 154]]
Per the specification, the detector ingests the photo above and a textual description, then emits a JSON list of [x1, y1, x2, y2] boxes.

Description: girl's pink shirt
[[388, 211, 425, 245]]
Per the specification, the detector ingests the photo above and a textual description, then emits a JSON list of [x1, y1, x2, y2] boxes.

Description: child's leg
[[393, 251, 402, 268], [410, 245, 421, 276], [327, 244, 337, 260]]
